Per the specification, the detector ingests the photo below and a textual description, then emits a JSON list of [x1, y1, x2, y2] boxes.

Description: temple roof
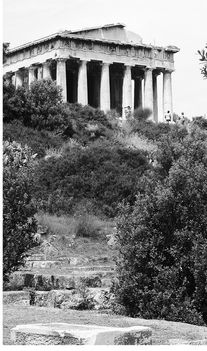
[[70, 23, 143, 45], [6, 23, 179, 55]]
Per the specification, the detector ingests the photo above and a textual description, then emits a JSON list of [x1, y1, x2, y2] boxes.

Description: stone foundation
[[11, 323, 152, 345]]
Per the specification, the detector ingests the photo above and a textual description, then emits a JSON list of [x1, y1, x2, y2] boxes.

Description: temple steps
[[7, 266, 115, 291], [3, 286, 113, 311]]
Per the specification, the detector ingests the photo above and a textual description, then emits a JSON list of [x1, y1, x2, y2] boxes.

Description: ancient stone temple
[[3, 23, 179, 120]]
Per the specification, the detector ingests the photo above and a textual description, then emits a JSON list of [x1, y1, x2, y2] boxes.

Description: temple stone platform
[[11, 323, 152, 345]]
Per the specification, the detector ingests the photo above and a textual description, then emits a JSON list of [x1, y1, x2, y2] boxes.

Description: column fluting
[[56, 58, 67, 102], [163, 70, 173, 121], [144, 68, 153, 116], [78, 60, 88, 105], [100, 62, 110, 112], [122, 65, 132, 118]]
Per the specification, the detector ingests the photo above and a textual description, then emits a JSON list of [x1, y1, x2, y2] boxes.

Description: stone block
[[88, 287, 112, 310], [7, 272, 25, 290], [169, 339, 207, 345], [69, 257, 89, 266], [11, 323, 152, 345], [55, 275, 75, 290], [32, 291, 50, 307], [80, 275, 102, 288]]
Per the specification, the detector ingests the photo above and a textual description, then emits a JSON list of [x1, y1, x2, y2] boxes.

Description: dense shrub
[[122, 108, 173, 141], [130, 119, 172, 141], [3, 120, 64, 158], [3, 79, 112, 145], [32, 140, 150, 217], [156, 126, 203, 177], [61, 103, 113, 144], [3, 79, 16, 122], [114, 130, 207, 325], [3, 141, 38, 282], [74, 214, 102, 239]]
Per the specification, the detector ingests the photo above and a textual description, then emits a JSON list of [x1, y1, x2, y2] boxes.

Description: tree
[[114, 128, 207, 325], [3, 141, 38, 282], [198, 45, 207, 78], [3, 42, 10, 63]]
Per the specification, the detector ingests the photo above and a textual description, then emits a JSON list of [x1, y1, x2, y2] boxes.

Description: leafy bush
[[3, 79, 64, 130], [120, 107, 173, 141], [32, 140, 149, 217], [192, 116, 207, 130], [3, 141, 38, 282], [133, 107, 152, 121], [3, 79, 112, 145], [73, 208, 107, 239], [156, 126, 203, 177], [114, 130, 207, 325]]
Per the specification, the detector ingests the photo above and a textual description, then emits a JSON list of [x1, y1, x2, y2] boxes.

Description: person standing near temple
[[165, 110, 172, 123]]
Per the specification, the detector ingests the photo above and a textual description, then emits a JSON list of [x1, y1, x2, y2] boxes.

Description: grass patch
[[3, 305, 207, 345], [36, 213, 114, 240], [115, 131, 157, 153], [34, 213, 116, 262]]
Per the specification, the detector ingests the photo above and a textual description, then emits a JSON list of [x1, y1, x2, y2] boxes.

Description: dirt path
[[3, 304, 207, 345]]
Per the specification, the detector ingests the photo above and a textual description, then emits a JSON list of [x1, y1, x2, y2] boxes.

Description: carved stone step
[[24, 261, 115, 272], [8, 270, 115, 291]]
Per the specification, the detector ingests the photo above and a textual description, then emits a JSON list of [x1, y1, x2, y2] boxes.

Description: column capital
[[79, 59, 88, 65], [56, 57, 67, 63], [153, 69, 161, 77], [163, 68, 174, 74], [124, 64, 132, 70], [29, 64, 37, 70], [43, 60, 51, 67], [145, 67, 153, 72], [101, 62, 110, 67]]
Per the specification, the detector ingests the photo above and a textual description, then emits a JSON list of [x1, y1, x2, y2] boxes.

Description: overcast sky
[[3, 0, 207, 118]]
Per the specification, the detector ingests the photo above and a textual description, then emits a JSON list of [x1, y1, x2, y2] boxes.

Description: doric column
[[153, 73, 158, 123], [43, 61, 51, 80], [78, 60, 88, 105], [12, 74, 16, 86], [15, 71, 23, 88], [37, 66, 43, 80], [122, 65, 132, 118], [28, 66, 36, 86], [56, 58, 67, 102], [144, 68, 153, 115], [100, 62, 110, 112], [163, 70, 173, 120]]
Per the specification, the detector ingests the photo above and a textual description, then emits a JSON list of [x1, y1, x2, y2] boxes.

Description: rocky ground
[[3, 227, 207, 345]]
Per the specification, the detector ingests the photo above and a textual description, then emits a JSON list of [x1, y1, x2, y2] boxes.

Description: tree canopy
[[198, 45, 207, 78]]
